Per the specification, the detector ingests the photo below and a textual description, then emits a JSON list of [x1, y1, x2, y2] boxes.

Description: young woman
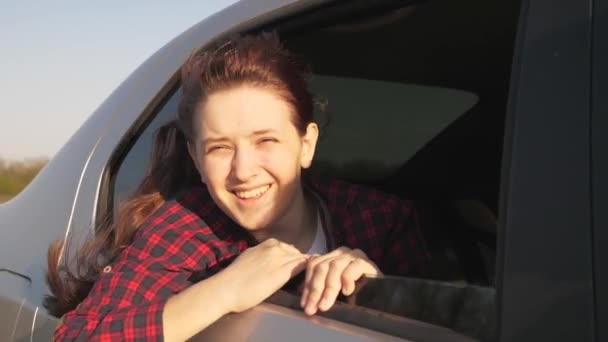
[[46, 32, 429, 341]]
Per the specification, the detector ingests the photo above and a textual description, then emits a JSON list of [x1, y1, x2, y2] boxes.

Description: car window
[[112, 93, 179, 208], [109, 72, 493, 340], [107, 0, 522, 340]]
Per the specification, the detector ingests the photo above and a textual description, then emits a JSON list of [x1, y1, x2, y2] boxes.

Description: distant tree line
[[0, 158, 48, 202]]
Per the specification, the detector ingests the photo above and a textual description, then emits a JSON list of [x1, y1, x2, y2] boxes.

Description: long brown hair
[[44, 32, 315, 317]]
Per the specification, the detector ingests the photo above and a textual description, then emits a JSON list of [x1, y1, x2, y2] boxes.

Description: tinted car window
[[112, 92, 179, 208]]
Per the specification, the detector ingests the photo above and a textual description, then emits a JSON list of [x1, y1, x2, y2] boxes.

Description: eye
[[258, 137, 278, 144], [206, 145, 231, 154]]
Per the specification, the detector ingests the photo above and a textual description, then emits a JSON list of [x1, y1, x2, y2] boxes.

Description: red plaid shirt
[[55, 177, 429, 341]]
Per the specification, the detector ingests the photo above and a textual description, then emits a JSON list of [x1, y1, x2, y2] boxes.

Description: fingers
[[300, 250, 345, 310], [302, 256, 352, 315], [252, 242, 379, 316], [272, 242, 309, 280], [302, 257, 330, 315], [249, 238, 309, 286], [318, 258, 353, 311], [300, 253, 325, 308], [340, 259, 365, 296], [220, 240, 309, 314], [300, 247, 380, 315], [301, 248, 379, 315]]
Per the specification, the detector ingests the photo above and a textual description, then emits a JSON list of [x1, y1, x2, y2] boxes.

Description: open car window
[[106, 0, 523, 340], [110, 74, 498, 341]]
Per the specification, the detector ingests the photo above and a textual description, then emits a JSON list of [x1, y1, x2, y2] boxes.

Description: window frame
[[497, 0, 595, 340], [592, 0, 608, 338]]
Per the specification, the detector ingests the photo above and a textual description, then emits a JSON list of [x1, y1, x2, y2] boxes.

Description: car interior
[[268, 0, 522, 287]]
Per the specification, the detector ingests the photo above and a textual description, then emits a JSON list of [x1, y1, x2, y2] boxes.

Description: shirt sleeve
[[55, 209, 219, 341], [382, 198, 431, 276]]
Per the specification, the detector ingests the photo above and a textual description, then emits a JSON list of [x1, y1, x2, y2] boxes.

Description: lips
[[233, 184, 271, 199]]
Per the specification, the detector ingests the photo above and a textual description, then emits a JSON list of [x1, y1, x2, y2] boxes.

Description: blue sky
[[0, 1, 239, 160]]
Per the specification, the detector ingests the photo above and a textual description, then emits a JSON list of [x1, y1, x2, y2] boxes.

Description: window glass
[[112, 92, 179, 208]]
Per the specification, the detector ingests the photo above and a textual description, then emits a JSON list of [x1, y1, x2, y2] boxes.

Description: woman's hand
[[163, 239, 307, 341], [216, 238, 309, 313], [300, 247, 382, 315]]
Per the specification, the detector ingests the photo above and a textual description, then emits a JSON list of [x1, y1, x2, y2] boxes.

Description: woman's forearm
[[162, 272, 233, 341], [162, 239, 309, 341]]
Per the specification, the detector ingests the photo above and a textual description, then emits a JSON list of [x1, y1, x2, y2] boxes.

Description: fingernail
[[300, 292, 308, 307], [306, 305, 316, 316]]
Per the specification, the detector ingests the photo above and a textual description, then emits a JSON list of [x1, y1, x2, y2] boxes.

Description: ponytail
[[44, 120, 199, 317]]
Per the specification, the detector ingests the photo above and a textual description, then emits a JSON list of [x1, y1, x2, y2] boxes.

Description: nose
[[231, 146, 258, 182]]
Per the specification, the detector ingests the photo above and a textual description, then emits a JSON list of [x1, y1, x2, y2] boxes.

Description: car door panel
[[498, 0, 594, 340], [0, 272, 30, 340], [2, 0, 603, 341], [592, 0, 608, 339]]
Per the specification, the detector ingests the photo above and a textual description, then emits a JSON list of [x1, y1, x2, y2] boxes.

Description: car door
[[3, 0, 599, 341], [91, 0, 596, 340], [498, 0, 595, 340], [0, 270, 32, 340], [592, 0, 608, 339]]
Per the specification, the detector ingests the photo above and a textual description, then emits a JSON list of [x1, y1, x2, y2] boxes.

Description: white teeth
[[235, 185, 270, 199]]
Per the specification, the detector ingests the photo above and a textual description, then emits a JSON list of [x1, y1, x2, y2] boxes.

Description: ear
[[187, 142, 206, 183], [300, 122, 319, 169]]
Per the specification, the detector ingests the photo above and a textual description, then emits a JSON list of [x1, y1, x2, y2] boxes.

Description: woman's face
[[188, 85, 318, 231]]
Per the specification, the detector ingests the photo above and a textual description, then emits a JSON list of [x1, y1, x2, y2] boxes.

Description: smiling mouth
[[234, 184, 271, 199]]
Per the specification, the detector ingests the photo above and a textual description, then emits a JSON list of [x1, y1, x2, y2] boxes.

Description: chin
[[237, 218, 271, 231]]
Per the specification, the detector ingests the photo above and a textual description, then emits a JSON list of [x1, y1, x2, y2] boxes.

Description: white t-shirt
[[306, 211, 327, 255]]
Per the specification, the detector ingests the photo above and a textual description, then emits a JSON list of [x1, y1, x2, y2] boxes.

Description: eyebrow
[[202, 136, 230, 145], [201, 129, 280, 145], [252, 129, 279, 136]]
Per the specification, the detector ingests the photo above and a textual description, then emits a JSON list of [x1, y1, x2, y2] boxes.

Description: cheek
[[201, 156, 231, 187], [259, 145, 301, 176]]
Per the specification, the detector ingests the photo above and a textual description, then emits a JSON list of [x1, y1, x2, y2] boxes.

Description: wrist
[[206, 269, 238, 314], [163, 274, 233, 341]]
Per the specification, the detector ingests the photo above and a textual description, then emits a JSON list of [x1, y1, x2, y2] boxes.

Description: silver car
[[1, 0, 606, 341]]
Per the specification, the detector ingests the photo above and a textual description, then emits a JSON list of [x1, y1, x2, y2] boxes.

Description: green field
[[0, 159, 47, 203]]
